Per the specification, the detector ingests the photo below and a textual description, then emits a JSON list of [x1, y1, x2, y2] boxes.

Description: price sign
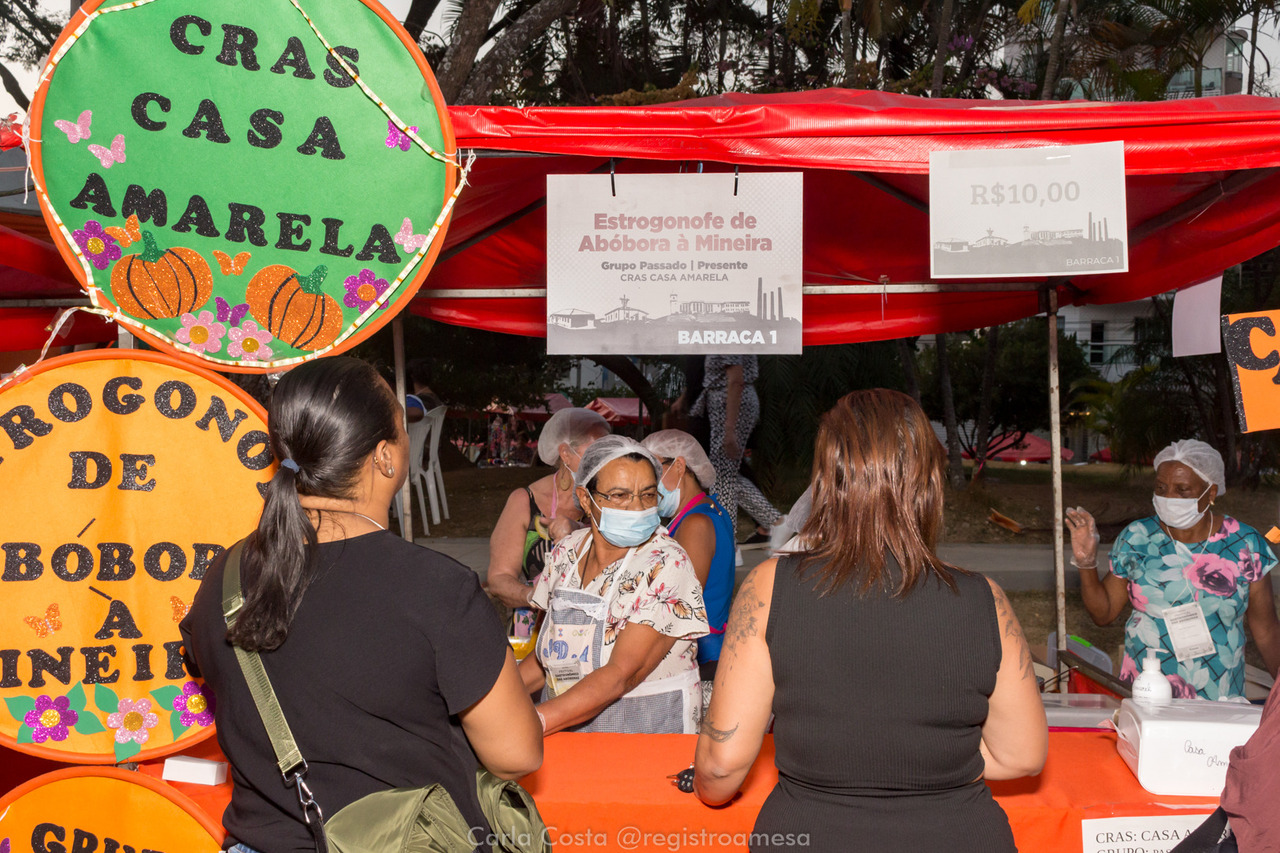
[[929, 142, 1128, 279]]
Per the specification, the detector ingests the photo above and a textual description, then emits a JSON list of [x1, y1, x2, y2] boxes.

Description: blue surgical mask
[[657, 463, 681, 518], [591, 495, 661, 547]]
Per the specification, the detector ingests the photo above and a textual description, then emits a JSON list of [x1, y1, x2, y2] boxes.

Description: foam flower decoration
[[343, 268, 390, 312], [72, 220, 122, 270], [1183, 553, 1240, 598], [173, 681, 215, 728], [175, 310, 226, 354], [23, 694, 78, 743], [107, 697, 159, 745], [227, 319, 273, 362]]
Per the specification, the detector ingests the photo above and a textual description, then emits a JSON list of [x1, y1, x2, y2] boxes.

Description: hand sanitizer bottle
[[1131, 648, 1173, 705]]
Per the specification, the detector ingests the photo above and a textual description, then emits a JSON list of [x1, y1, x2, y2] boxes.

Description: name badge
[[546, 659, 591, 697], [1163, 602, 1215, 663]]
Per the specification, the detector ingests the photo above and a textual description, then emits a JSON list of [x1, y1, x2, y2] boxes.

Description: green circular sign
[[32, 0, 456, 372]]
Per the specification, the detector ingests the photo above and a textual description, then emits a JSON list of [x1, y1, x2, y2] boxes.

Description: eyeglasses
[[591, 488, 659, 509]]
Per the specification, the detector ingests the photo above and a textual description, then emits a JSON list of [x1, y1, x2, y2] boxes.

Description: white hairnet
[[641, 430, 716, 490], [1153, 439, 1226, 496], [536, 408, 611, 466], [574, 435, 661, 490]]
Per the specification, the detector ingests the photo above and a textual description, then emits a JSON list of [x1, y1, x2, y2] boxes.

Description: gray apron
[[537, 536, 701, 733]]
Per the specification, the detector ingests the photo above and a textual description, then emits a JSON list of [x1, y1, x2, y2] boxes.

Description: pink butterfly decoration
[[87, 134, 126, 169], [393, 218, 428, 252], [385, 120, 418, 152], [54, 110, 92, 144]]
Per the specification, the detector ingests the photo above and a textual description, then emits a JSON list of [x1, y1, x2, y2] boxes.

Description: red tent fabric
[[416, 90, 1280, 344], [966, 433, 1075, 462], [585, 396, 654, 426], [0, 222, 116, 351]]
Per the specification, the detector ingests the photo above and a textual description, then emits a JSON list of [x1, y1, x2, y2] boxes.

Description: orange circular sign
[[0, 767, 223, 851], [0, 351, 271, 763]]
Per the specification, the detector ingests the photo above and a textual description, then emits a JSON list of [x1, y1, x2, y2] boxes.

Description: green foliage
[[352, 316, 567, 412], [919, 320, 1095, 451], [753, 341, 906, 490], [1089, 249, 1280, 487]]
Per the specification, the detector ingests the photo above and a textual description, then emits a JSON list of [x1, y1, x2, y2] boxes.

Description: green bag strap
[[221, 541, 308, 778]]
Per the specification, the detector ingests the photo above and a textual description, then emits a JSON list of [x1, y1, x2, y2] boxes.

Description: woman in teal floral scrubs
[[1066, 440, 1280, 700]]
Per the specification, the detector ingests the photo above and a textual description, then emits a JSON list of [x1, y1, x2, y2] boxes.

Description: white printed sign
[[930, 142, 1128, 279], [1082, 814, 1215, 853], [546, 173, 803, 355]]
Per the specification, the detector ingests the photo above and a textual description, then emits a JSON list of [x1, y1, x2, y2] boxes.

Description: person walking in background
[[691, 355, 783, 547], [694, 389, 1046, 852]]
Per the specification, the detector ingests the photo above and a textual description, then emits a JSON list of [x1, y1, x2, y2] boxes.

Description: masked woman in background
[[520, 435, 709, 734], [1066, 439, 1279, 700], [486, 408, 611, 614]]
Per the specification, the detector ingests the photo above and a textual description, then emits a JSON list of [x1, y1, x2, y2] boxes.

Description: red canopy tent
[[7, 90, 1280, 349], [965, 432, 1075, 463], [416, 90, 1280, 344], [586, 396, 654, 426]]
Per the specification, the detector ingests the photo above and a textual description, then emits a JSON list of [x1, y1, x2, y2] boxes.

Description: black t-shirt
[[180, 531, 507, 853]]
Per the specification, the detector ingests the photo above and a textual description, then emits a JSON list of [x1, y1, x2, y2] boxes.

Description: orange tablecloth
[[4, 731, 1217, 852]]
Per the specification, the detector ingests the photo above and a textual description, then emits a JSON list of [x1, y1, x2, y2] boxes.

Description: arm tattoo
[[992, 584, 1036, 681], [720, 571, 766, 669], [700, 718, 739, 742]]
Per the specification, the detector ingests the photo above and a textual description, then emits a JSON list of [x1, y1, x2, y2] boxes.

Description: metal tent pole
[[1047, 288, 1068, 679], [393, 313, 413, 543]]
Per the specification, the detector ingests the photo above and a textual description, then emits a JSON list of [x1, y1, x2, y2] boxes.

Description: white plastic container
[[1115, 698, 1262, 795], [1130, 649, 1173, 705], [1040, 693, 1120, 728]]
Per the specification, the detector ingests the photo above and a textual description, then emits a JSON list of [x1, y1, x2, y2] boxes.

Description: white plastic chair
[[405, 405, 450, 531], [394, 415, 431, 538], [422, 405, 450, 523]]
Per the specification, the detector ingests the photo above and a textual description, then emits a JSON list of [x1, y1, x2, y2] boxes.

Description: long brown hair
[[797, 389, 963, 596]]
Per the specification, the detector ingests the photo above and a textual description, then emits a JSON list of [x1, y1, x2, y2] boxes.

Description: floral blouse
[[1110, 515, 1276, 700], [530, 528, 709, 683]]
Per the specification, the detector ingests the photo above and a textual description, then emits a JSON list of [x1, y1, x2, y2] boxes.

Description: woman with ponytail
[[181, 357, 542, 853]]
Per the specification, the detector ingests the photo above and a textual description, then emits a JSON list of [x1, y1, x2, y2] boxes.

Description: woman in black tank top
[[692, 390, 1048, 852]]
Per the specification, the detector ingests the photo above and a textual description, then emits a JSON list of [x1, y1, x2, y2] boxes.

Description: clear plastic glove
[[1064, 506, 1101, 567]]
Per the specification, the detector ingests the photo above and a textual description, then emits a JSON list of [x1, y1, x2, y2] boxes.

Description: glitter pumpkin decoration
[[246, 264, 344, 352], [110, 232, 213, 320]]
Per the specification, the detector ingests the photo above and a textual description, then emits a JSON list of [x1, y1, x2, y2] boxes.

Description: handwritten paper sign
[[0, 351, 270, 763], [0, 768, 222, 852], [930, 142, 1128, 279], [546, 173, 803, 355], [1223, 309, 1280, 432], [30, 0, 456, 371]]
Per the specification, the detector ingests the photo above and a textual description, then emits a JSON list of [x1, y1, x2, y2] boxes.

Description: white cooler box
[[1115, 698, 1262, 796]]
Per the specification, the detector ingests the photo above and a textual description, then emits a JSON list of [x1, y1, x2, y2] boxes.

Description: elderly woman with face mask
[[1066, 440, 1280, 700], [519, 435, 710, 734]]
